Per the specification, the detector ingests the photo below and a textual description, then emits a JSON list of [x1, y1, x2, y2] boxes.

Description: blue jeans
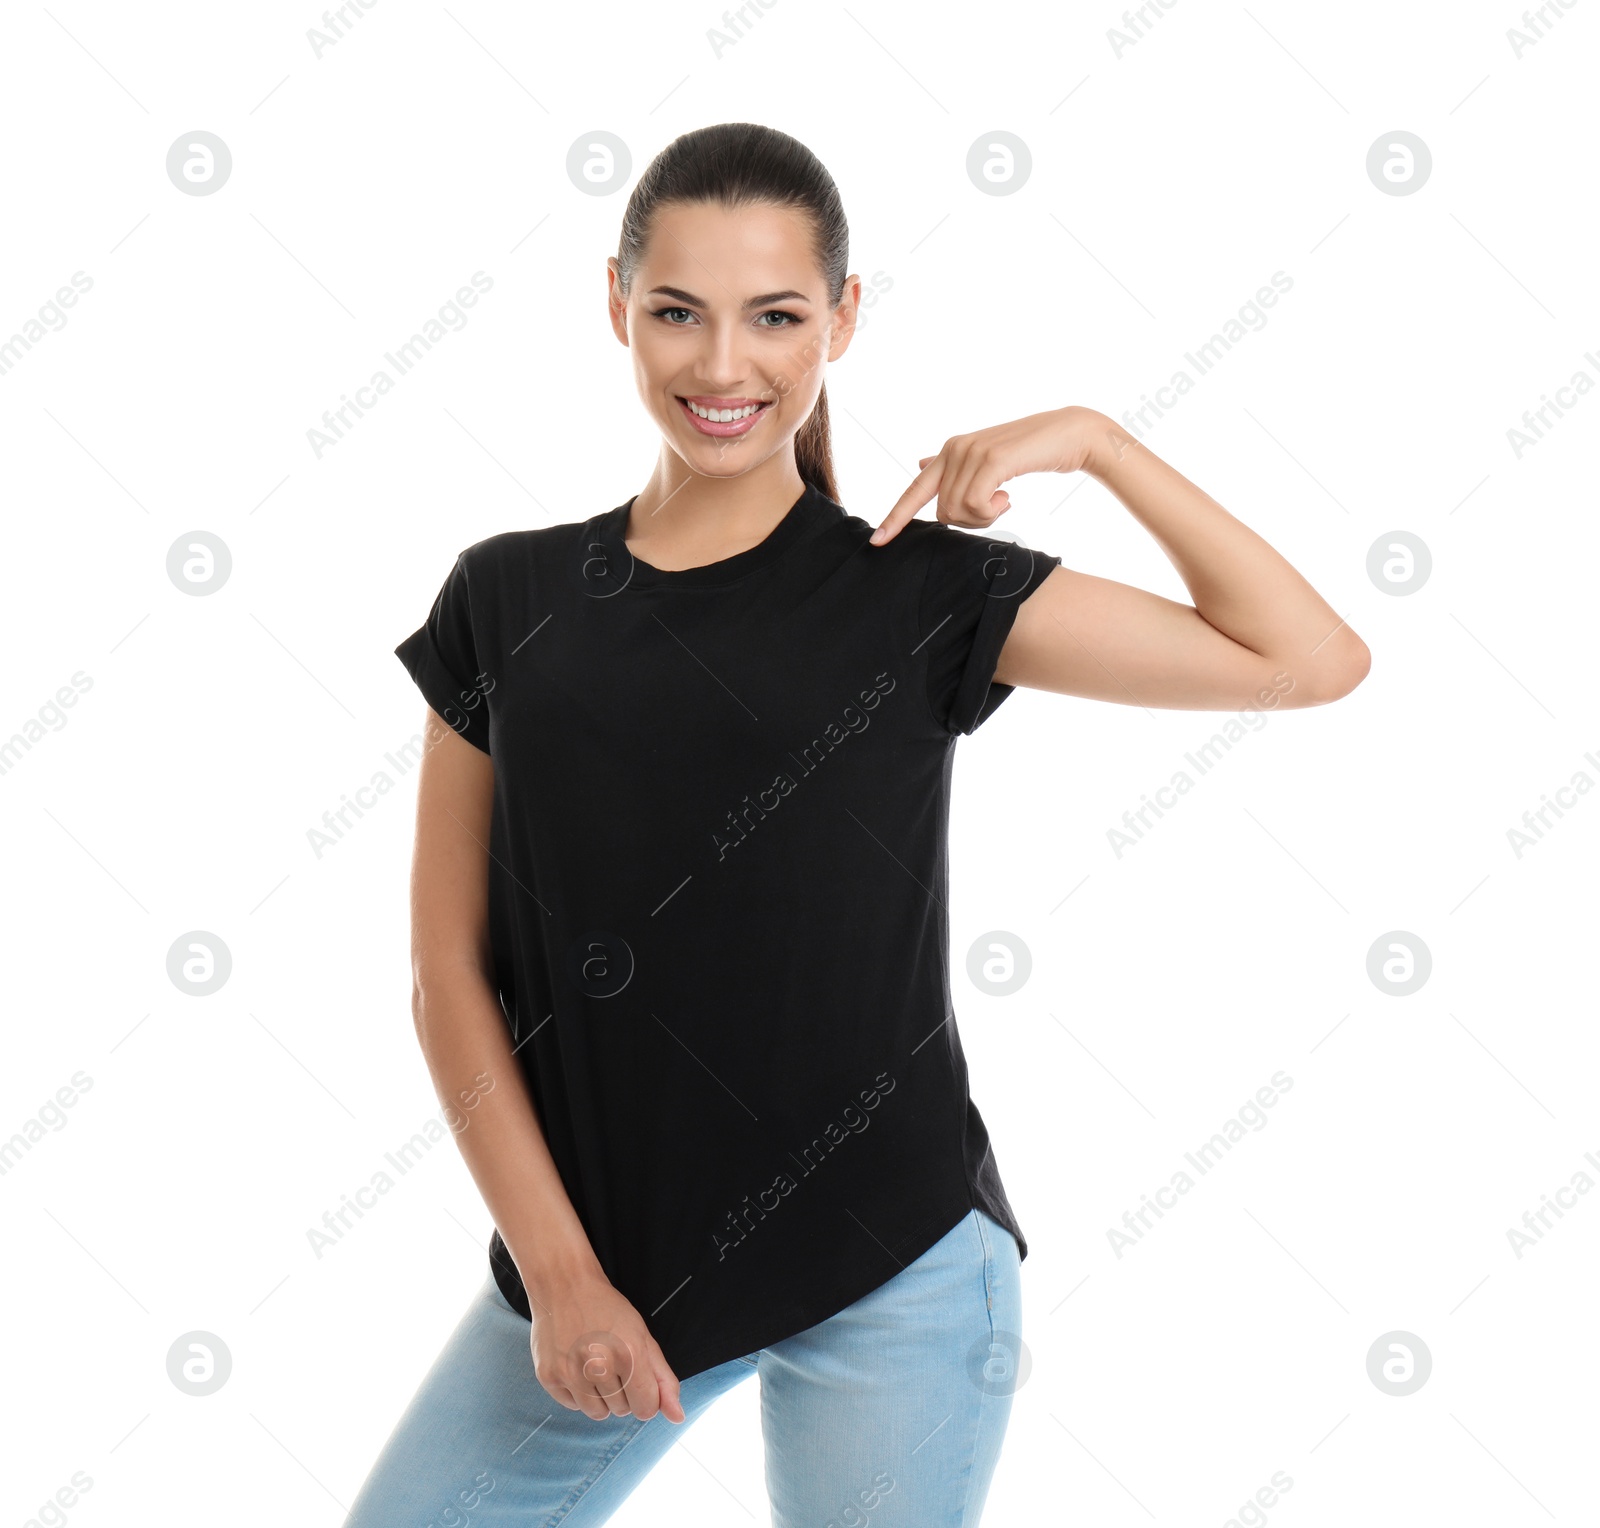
[[344, 1208, 1023, 1527]]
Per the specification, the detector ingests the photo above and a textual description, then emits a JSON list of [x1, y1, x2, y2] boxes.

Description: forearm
[[1085, 410, 1369, 684], [413, 965, 604, 1310]]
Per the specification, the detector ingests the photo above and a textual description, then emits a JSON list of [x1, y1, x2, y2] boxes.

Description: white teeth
[[687, 401, 761, 422]]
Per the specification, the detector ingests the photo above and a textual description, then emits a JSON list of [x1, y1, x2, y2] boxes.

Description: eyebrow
[[646, 285, 812, 309]]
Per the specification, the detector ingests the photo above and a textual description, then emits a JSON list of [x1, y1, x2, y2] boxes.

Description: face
[[607, 200, 860, 480]]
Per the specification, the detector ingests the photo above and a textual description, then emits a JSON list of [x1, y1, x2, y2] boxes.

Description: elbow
[[409, 947, 493, 1037], [1305, 637, 1372, 705], [408, 953, 446, 1039], [409, 972, 432, 1046]]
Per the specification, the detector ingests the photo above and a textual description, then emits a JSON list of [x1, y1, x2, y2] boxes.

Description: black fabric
[[393, 551, 493, 754], [394, 484, 1060, 1382]]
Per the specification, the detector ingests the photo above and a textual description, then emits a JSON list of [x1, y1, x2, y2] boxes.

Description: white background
[[3, 1, 1597, 1523]]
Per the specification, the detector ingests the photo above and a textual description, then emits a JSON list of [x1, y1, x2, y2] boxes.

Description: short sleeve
[[918, 527, 1061, 735], [394, 551, 493, 753]]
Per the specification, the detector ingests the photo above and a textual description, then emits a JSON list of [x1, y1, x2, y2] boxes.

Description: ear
[[606, 259, 630, 347], [826, 273, 862, 362]]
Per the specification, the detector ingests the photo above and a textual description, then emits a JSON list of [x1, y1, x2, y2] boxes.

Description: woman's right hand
[[528, 1270, 686, 1425]]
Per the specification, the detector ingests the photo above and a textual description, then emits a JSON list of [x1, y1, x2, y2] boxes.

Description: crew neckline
[[598, 483, 833, 589]]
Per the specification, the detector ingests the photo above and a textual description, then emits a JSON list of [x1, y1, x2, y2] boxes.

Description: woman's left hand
[[869, 405, 1114, 545]]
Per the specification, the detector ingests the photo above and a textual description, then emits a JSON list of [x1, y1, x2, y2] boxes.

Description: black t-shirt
[[395, 482, 1060, 1382]]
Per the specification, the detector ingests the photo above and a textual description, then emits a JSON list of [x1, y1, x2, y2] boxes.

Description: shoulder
[[838, 508, 1048, 586], [815, 499, 1061, 606], [890, 516, 1063, 613], [458, 520, 590, 568], [829, 500, 1017, 556], [824, 499, 954, 576], [453, 515, 611, 586]]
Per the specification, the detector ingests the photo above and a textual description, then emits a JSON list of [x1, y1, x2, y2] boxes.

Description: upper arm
[[408, 706, 495, 1001], [993, 565, 1318, 711]]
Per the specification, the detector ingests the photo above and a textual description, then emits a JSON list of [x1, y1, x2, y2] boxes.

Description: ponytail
[[794, 383, 838, 502]]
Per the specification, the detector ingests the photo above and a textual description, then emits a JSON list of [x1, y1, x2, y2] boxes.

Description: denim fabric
[[343, 1208, 1023, 1527]]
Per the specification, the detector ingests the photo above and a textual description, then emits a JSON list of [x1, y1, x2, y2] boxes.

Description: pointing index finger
[[870, 458, 943, 545]]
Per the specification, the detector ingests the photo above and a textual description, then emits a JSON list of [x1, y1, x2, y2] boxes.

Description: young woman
[[351, 122, 1369, 1525]]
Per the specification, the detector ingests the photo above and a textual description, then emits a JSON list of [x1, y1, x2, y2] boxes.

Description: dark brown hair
[[615, 123, 848, 502]]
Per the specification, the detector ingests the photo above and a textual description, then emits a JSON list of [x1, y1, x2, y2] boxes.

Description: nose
[[695, 316, 754, 395]]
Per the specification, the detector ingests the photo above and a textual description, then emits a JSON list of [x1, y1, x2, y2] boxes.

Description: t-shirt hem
[[485, 1198, 980, 1383], [970, 1181, 1028, 1263], [660, 1199, 977, 1380]]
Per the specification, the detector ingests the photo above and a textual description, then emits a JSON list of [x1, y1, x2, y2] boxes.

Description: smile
[[677, 395, 773, 437]]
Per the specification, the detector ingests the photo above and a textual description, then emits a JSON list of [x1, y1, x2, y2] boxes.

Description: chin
[[677, 444, 767, 480], [666, 420, 784, 477]]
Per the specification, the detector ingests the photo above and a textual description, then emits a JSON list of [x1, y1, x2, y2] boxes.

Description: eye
[[651, 306, 697, 325], [755, 310, 802, 327]]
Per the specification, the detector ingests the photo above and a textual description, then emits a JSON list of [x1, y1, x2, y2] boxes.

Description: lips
[[676, 395, 774, 438]]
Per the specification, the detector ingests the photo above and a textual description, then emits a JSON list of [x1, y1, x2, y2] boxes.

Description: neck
[[629, 449, 808, 561]]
